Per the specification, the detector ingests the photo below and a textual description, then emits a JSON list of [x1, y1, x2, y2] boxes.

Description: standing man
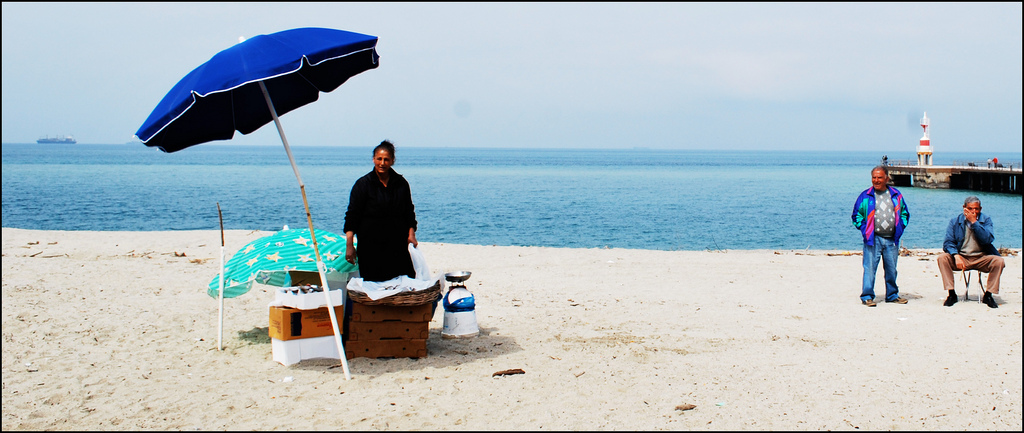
[[937, 196, 1004, 308], [851, 166, 911, 307]]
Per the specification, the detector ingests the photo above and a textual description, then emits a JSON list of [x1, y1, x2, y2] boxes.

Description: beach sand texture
[[2, 227, 1021, 430]]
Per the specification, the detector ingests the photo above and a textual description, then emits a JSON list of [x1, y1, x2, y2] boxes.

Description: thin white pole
[[259, 81, 351, 380], [217, 203, 225, 351]]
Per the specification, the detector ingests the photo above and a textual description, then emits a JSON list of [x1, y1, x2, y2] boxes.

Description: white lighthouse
[[917, 112, 932, 166]]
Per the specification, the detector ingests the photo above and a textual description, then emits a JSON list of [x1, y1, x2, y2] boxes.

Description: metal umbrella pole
[[259, 81, 352, 380], [217, 202, 226, 351]]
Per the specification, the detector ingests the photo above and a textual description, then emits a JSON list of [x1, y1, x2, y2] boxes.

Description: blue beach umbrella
[[135, 27, 378, 152], [136, 28, 379, 376]]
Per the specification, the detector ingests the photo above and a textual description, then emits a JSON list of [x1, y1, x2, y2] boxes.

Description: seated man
[[937, 196, 1005, 308]]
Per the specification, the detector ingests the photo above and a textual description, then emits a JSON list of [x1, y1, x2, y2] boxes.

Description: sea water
[[2, 143, 1020, 251]]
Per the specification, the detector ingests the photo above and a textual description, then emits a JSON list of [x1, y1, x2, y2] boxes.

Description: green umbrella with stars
[[208, 228, 358, 298]]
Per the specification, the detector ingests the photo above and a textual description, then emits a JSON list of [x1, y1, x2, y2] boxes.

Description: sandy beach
[[2, 227, 1021, 430]]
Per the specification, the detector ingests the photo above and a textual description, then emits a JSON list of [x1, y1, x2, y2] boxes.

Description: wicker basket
[[348, 281, 442, 306]]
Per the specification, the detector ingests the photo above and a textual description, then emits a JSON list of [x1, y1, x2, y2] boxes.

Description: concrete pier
[[886, 161, 1021, 194]]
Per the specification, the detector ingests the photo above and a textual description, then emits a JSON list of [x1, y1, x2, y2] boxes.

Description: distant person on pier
[[881, 155, 888, 166], [937, 196, 1004, 308], [851, 166, 910, 307]]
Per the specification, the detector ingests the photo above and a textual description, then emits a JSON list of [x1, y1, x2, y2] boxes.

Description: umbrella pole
[[217, 203, 225, 351], [259, 82, 352, 380]]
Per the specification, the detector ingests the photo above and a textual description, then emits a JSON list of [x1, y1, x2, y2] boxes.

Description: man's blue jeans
[[862, 236, 900, 302]]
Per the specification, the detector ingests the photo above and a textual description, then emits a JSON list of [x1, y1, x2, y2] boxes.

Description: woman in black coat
[[343, 140, 419, 282]]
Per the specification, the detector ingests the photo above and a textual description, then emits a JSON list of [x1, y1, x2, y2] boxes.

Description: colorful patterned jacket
[[851, 186, 910, 246]]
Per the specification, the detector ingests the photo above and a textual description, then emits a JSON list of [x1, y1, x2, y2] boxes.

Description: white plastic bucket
[[442, 310, 479, 339]]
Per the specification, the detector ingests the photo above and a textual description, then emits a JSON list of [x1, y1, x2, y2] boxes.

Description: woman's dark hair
[[374, 140, 395, 158]]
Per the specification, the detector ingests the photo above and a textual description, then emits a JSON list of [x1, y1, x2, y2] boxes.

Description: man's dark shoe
[[944, 293, 958, 307], [862, 298, 877, 307], [886, 297, 908, 304], [982, 291, 998, 309]]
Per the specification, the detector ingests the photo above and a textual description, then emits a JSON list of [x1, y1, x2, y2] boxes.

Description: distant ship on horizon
[[37, 135, 77, 144]]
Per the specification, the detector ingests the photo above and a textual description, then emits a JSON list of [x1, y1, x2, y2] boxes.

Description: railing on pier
[[885, 160, 1022, 170], [882, 160, 1021, 194], [950, 160, 1022, 170]]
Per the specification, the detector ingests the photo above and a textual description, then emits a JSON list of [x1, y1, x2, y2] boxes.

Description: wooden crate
[[344, 301, 434, 359], [349, 301, 433, 322], [347, 320, 429, 341], [345, 338, 427, 360]]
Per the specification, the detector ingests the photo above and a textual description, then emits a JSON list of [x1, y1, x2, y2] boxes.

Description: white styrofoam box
[[272, 335, 341, 366], [275, 288, 345, 310]]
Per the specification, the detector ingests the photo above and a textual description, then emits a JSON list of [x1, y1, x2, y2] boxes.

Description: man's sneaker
[[943, 293, 958, 307], [886, 297, 909, 304], [862, 298, 877, 307], [982, 291, 998, 309]]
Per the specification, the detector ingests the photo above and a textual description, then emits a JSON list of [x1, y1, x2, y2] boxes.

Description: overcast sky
[[2, 2, 1021, 152]]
